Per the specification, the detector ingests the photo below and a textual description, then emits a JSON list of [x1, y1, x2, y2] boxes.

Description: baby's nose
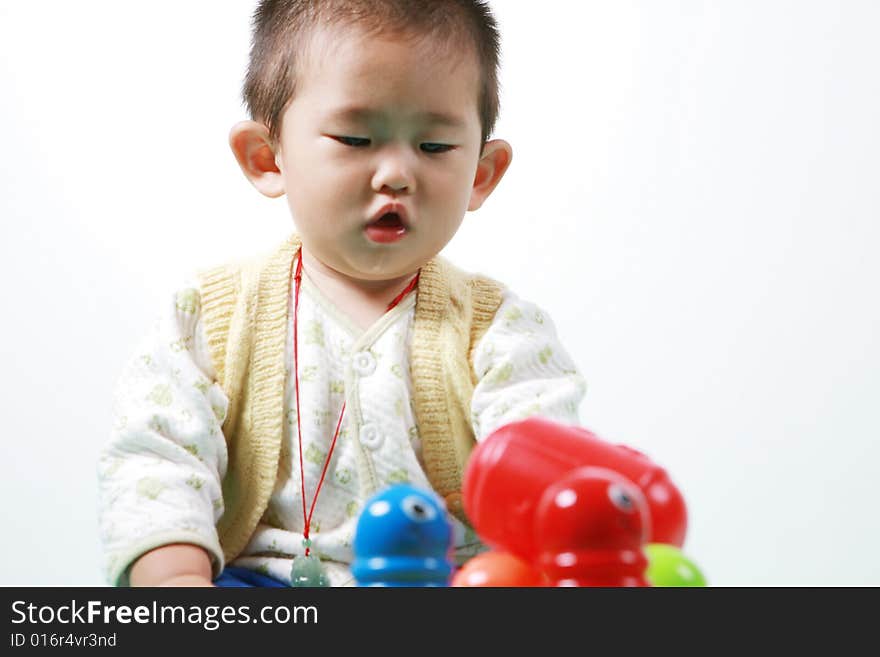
[[371, 150, 416, 194]]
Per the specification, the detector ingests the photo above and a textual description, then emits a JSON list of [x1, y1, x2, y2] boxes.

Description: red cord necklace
[[288, 253, 419, 587]]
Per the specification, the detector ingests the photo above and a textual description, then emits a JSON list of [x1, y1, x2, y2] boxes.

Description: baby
[[98, 0, 586, 587]]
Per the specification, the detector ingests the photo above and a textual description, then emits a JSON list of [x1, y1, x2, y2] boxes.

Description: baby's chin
[[341, 253, 427, 284], [306, 243, 425, 284]]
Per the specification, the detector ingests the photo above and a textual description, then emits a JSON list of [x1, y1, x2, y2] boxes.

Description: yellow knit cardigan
[[197, 235, 504, 564]]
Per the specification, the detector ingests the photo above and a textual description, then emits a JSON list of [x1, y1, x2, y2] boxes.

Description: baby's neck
[[299, 247, 419, 331]]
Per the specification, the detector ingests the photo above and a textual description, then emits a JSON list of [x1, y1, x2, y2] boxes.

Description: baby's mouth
[[371, 212, 405, 229], [364, 210, 410, 244]]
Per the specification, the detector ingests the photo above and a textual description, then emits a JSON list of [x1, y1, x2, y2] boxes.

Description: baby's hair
[[243, 0, 501, 146]]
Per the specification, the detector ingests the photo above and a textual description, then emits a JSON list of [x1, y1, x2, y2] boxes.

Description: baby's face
[[274, 25, 485, 282]]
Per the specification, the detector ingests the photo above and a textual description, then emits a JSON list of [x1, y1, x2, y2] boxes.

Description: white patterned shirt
[[98, 262, 586, 586]]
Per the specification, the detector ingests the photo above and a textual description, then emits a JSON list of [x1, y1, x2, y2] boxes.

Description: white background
[[1, 1, 877, 586]]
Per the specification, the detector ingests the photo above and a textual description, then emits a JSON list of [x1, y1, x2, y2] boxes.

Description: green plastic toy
[[644, 543, 707, 587]]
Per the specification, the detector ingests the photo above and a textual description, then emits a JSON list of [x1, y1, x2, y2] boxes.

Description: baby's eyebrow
[[327, 106, 467, 129]]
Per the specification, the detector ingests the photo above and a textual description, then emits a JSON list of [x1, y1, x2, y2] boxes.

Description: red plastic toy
[[536, 466, 649, 587], [462, 417, 688, 586], [464, 417, 687, 561], [451, 550, 547, 587]]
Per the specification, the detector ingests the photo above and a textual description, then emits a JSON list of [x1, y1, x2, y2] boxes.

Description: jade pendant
[[290, 554, 330, 587]]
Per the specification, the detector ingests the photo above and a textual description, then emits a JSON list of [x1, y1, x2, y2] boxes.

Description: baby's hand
[[130, 544, 214, 587], [157, 574, 214, 587]]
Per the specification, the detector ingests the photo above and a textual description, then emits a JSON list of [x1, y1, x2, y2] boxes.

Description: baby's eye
[[334, 136, 371, 147], [420, 142, 454, 154]]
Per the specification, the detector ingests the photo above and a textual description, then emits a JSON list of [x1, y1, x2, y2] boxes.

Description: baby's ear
[[467, 139, 513, 211], [229, 121, 285, 198]]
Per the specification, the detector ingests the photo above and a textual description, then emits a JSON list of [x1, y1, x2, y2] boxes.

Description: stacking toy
[[644, 543, 707, 587], [351, 483, 453, 586], [536, 466, 650, 587], [463, 417, 688, 568], [451, 550, 547, 587]]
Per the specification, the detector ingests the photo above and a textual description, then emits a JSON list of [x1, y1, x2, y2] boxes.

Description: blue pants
[[213, 566, 288, 588]]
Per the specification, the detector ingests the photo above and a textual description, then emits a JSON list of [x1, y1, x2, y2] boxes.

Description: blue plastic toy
[[351, 484, 453, 586]]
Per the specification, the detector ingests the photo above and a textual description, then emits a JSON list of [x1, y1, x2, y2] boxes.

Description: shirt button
[[359, 423, 383, 450], [352, 351, 377, 377]]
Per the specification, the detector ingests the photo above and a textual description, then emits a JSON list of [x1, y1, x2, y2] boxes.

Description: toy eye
[[608, 484, 636, 513], [401, 495, 438, 523]]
